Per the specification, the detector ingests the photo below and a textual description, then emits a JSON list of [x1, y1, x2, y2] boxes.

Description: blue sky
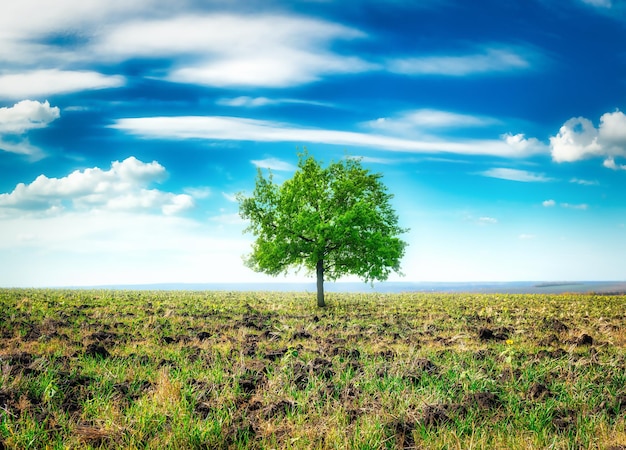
[[1, 0, 625, 287]]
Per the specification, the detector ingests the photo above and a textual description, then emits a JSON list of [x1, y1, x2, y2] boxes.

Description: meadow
[[0, 289, 624, 449]]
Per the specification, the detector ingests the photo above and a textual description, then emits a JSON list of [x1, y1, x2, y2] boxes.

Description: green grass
[[0, 289, 624, 449]]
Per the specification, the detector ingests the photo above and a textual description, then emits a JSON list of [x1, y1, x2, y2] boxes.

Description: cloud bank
[[0, 156, 193, 216]]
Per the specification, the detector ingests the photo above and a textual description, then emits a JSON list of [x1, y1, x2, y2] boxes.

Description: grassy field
[[0, 289, 624, 449]]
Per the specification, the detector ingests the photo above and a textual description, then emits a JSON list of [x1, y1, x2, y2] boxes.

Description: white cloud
[[0, 100, 60, 133], [542, 199, 588, 210], [251, 157, 297, 172], [581, 0, 612, 8], [388, 47, 531, 76], [0, 100, 60, 158], [94, 14, 374, 88], [111, 115, 548, 158], [0, 70, 124, 100], [217, 97, 276, 108], [0, 0, 163, 64], [480, 168, 553, 182], [478, 216, 498, 225], [365, 109, 498, 134], [501, 133, 547, 156], [0, 156, 193, 216], [550, 110, 626, 167], [217, 96, 334, 109], [570, 177, 599, 185], [184, 187, 212, 199], [518, 234, 536, 240], [603, 157, 626, 170], [550, 117, 602, 162], [561, 202, 588, 210]]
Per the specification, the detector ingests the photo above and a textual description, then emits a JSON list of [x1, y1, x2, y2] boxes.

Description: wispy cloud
[[251, 157, 297, 172], [570, 177, 599, 185], [480, 167, 553, 182], [388, 47, 532, 76], [478, 216, 498, 225], [580, 0, 612, 8], [561, 202, 588, 210], [184, 187, 211, 199], [542, 199, 588, 210], [112, 115, 547, 158], [94, 14, 374, 88], [0, 70, 124, 100], [365, 109, 499, 134], [216, 96, 334, 109]]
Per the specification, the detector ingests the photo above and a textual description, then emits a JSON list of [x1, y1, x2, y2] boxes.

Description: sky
[[1, 0, 625, 287]]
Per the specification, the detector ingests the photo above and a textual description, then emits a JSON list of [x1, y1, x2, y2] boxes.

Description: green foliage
[[237, 152, 408, 305]]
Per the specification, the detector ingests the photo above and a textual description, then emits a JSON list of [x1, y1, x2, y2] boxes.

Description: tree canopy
[[237, 152, 408, 307]]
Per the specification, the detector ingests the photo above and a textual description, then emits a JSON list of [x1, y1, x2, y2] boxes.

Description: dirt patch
[[1, 352, 35, 371], [263, 348, 287, 361], [552, 408, 577, 431], [240, 311, 273, 331], [332, 347, 360, 359], [238, 363, 268, 394], [292, 329, 312, 340], [576, 333, 593, 346], [291, 362, 309, 389], [88, 331, 117, 343], [478, 327, 510, 341], [542, 318, 569, 333], [260, 330, 281, 341], [388, 419, 415, 449], [308, 357, 334, 380], [527, 382, 551, 400], [538, 334, 560, 347], [420, 404, 449, 427], [405, 358, 438, 384], [85, 343, 110, 358], [464, 392, 501, 410], [258, 399, 296, 420], [197, 331, 211, 341]]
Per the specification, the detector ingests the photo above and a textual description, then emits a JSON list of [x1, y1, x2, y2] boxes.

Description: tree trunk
[[316, 259, 326, 307]]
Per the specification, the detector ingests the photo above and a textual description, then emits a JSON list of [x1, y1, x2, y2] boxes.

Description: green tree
[[237, 153, 408, 307]]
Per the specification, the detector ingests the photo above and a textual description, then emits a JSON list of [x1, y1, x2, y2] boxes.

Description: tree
[[237, 152, 408, 307]]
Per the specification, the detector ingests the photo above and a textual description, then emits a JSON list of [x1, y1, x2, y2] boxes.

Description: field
[[0, 289, 624, 449]]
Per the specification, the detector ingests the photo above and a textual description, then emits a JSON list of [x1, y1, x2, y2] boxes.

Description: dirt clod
[[465, 392, 501, 409], [85, 343, 110, 358], [197, 331, 211, 341], [576, 333, 593, 346], [389, 419, 415, 449], [421, 404, 450, 427], [528, 382, 551, 400]]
